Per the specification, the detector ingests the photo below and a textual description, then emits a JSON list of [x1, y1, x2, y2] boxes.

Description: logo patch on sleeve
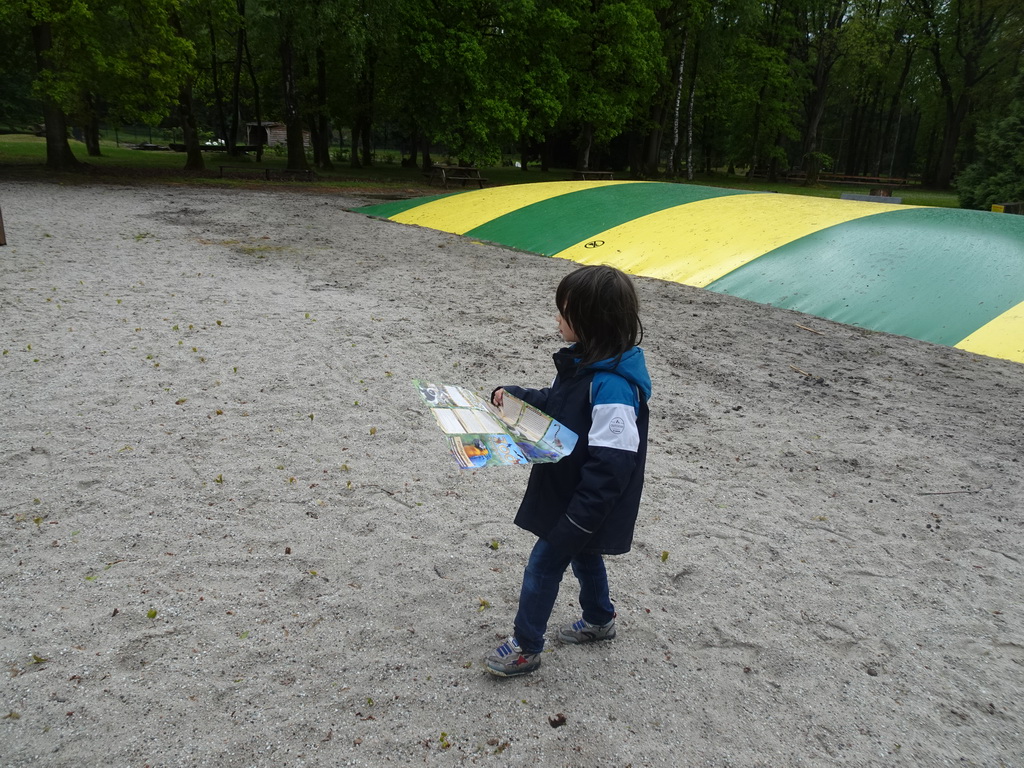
[[609, 417, 625, 435]]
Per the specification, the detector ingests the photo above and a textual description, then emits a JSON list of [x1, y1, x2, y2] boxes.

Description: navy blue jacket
[[502, 345, 651, 557]]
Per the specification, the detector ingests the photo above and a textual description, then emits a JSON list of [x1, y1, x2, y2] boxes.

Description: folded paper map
[[413, 380, 578, 469]]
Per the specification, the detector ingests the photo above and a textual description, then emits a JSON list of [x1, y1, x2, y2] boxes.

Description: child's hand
[[491, 388, 505, 407]]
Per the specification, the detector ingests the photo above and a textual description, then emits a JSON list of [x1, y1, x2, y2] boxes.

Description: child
[[486, 264, 651, 677]]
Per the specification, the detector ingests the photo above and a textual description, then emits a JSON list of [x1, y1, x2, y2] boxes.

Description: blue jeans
[[513, 538, 616, 653]]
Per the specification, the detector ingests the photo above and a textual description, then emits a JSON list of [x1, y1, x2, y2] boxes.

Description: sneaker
[[485, 636, 541, 677], [557, 616, 617, 644]]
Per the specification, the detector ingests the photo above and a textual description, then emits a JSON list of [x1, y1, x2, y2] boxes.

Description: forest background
[[2, 0, 1022, 208]]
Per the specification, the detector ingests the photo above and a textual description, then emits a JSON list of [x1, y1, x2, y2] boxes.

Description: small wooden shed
[[246, 122, 310, 148]]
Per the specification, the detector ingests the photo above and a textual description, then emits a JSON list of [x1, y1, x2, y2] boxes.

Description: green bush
[[957, 77, 1024, 210]]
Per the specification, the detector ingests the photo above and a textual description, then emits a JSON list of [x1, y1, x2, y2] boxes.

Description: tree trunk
[[898, 110, 921, 179], [315, 48, 333, 170], [405, 127, 419, 168], [801, 59, 832, 185], [83, 111, 102, 157], [31, 21, 80, 171], [871, 45, 913, 176], [308, 117, 322, 167], [845, 101, 861, 175], [42, 104, 79, 170], [350, 127, 362, 168], [230, 1, 245, 149], [641, 103, 664, 178], [352, 46, 376, 169], [667, 30, 687, 178], [685, 41, 700, 181], [768, 133, 783, 182], [178, 81, 205, 171], [748, 80, 767, 172], [208, 13, 229, 149], [626, 131, 643, 177], [934, 93, 970, 189], [360, 116, 373, 166], [576, 123, 593, 170], [420, 137, 432, 173], [240, 13, 263, 161], [279, 31, 308, 171], [168, 10, 205, 170]]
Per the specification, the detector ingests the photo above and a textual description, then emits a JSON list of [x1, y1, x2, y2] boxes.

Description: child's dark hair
[[556, 265, 643, 367]]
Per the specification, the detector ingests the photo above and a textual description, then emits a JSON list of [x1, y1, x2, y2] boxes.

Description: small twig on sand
[[789, 364, 813, 377], [795, 323, 825, 336], [918, 490, 980, 496]]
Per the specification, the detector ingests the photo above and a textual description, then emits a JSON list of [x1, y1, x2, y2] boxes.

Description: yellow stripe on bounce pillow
[[390, 181, 635, 235], [955, 301, 1024, 364], [556, 193, 909, 287]]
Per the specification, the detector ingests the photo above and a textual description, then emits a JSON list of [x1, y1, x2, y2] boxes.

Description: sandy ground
[[1, 179, 1022, 768]]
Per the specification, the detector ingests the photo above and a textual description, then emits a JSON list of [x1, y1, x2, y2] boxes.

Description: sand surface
[[1, 180, 1022, 767]]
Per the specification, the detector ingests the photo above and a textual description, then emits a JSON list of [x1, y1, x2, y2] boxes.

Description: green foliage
[[562, 0, 665, 146], [14, 0, 194, 126], [957, 79, 1024, 210], [0, 22, 39, 130], [1, 0, 1020, 181], [908, 0, 1024, 187], [807, 151, 833, 171], [387, 0, 539, 161], [728, 12, 802, 168]]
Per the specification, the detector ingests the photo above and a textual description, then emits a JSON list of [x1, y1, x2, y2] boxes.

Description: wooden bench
[[747, 167, 803, 181], [268, 168, 315, 182], [424, 165, 487, 189], [219, 166, 314, 181], [219, 165, 265, 179], [174, 144, 261, 153], [819, 174, 907, 193], [747, 169, 907, 191], [573, 170, 614, 181], [841, 192, 902, 204]]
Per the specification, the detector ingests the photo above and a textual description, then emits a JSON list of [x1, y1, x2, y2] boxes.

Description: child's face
[[556, 311, 578, 343]]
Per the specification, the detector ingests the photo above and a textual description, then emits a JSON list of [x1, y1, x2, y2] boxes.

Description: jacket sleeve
[[544, 374, 640, 557]]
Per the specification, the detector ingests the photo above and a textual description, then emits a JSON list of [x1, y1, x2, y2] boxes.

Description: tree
[[230, 0, 266, 160], [171, 4, 216, 171], [0, 21, 37, 132], [3, 0, 196, 170], [653, 0, 712, 179], [794, 0, 851, 184], [254, 0, 358, 172], [14, 1, 92, 170], [322, 0, 382, 169], [693, 0, 760, 174], [561, 0, 664, 170], [909, 0, 1023, 188], [828, 0, 918, 177], [384, 0, 535, 166], [3, 0, 1020, 185], [956, 76, 1024, 209], [492, 0, 575, 171], [734, 0, 802, 178]]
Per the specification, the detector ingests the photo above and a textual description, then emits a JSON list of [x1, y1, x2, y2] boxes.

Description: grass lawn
[[0, 134, 960, 207]]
